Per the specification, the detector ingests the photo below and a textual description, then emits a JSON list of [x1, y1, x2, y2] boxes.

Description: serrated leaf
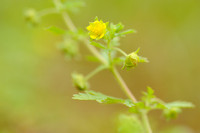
[[72, 90, 134, 107], [159, 126, 194, 133], [163, 107, 182, 120], [161, 101, 194, 120], [142, 87, 156, 103], [115, 23, 124, 32], [46, 26, 66, 34], [147, 86, 154, 95], [90, 41, 106, 49], [165, 101, 194, 109]]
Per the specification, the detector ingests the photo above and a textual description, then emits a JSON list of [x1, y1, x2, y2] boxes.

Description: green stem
[[54, 1, 153, 132], [62, 12, 77, 31], [38, 8, 58, 17], [107, 40, 112, 66], [111, 67, 137, 102], [85, 65, 107, 80], [82, 39, 108, 65], [55, 0, 107, 64], [113, 47, 128, 56], [141, 111, 152, 133]]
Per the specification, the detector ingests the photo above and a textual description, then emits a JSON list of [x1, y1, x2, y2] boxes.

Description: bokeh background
[[0, 0, 200, 132]]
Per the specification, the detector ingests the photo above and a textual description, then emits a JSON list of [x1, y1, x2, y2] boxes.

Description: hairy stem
[[38, 8, 58, 17], [54, 0, 152, 132], [62, 12, 76, 31], [85, 65, 107, 80], [113, 47, 128, 56], [141, 111, 152, 133], [111, 67, 137, 102]]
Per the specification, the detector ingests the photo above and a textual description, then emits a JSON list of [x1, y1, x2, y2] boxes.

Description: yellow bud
[[87, 20, 106, 40]]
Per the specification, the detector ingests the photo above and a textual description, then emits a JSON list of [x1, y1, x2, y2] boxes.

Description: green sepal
[[94, 16, 99, 21]]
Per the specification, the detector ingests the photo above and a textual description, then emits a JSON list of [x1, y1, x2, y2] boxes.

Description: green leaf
[[115, 23, 124, 32], [162, 101, 194, 120], [116, 29, 137, 37], [165, 101, 194, 109], [142, 87, 156, 103], [129, 102, 146, 113], [163, 107, 181, 120], [147, 86, 154, 95], [118, 114, 144, 133], [159, 126, 194, 133], [90, 41, 106, 49], [72, 90, 134, 107], [46, 26, 66, 34]]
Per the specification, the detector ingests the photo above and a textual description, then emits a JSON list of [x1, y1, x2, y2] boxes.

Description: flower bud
[[72, 73, 89, 91], [122, 48, 148, 70], [163, 107, 181, 120], [58, 39, 79, 59], [24, 9, 39, 26], [123, 52, 139, 70]]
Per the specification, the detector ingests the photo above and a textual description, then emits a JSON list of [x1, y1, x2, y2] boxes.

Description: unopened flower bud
[[125, 52, 139, 69], [24, 9, 39, 26], [72, 73, 89, 91], [163, 107, 181, 120], [123, 48, 148, 70], [58, 39, 79, 59]]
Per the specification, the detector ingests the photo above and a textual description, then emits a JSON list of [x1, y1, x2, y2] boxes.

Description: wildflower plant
[[25, 0, 194, 132]]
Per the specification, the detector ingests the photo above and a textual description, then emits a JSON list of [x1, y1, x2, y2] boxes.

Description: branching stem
[[113, 47, 128, 56], [111, 67, 137, 102], [141, 111, 152, 133], [38, 8, 58, 17], [85, 65, 107, 80], [54, 0, 153, 132]]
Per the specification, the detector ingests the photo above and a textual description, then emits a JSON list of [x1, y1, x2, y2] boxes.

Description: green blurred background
[[0, 0, 200, 132]]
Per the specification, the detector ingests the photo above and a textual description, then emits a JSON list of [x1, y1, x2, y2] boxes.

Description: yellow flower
[[87, 20, 106, 40]]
